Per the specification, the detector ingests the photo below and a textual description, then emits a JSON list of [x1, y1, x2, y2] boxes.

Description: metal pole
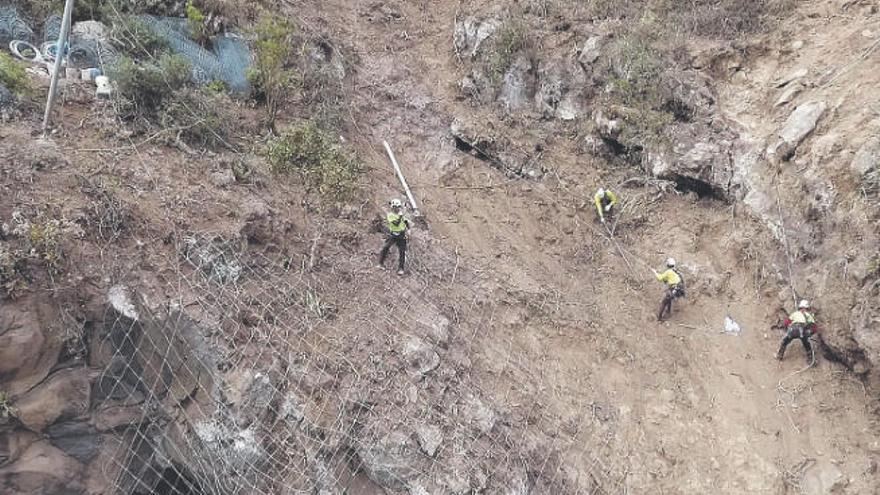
[[383, 140, 421, 216], [42, 0, 76, 135]]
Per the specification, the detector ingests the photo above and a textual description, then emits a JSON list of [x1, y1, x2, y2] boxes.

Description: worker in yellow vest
[[776, 299, 819, 363], [594, 187, 618, 224], [653, 257, 685, 321], [378, 198, 410, 275]]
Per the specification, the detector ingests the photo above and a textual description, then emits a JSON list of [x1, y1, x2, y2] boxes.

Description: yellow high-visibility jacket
[[788, 310, 816, 326], [656, 268, 681, 286], [387, 212, 409, 234], [594, 190, 618, 218]]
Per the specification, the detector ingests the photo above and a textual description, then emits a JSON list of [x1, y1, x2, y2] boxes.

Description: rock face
[[577, 36, 604, 67], [453, 16, 500, 59], [499, 55, 536, 111]]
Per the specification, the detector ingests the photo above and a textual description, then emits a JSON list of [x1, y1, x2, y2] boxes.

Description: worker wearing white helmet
[[593, 187, 618, 224], [653, 257, 686, 321], [378, 198, 410, 275], [776, 299, 819, 363]]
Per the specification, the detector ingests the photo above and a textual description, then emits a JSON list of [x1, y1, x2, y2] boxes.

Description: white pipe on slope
[[383, 140, 421, 217]]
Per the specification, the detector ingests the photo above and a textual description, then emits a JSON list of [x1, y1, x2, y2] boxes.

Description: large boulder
[[356, 430, 421, 492], [851, 135, 879, 177], [0, 441, 85, 494], [403, 337, 440, 378], [14, 368, 91, 433], [767, 101, 826, 161], [0, 304, 63, 396]]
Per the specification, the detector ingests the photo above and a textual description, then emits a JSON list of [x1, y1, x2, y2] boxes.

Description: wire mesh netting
[[0, 4, 33, 46], [139, 16, 251, 94], [89, 228, 626, 494], [0, 6, 250, 92]]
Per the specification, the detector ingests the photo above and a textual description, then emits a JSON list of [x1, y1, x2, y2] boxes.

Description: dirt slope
[[0, 0, 879, 494], [300, 0, 880, 492]]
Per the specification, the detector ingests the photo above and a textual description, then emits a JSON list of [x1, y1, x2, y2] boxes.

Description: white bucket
[[95, 76, 113, 97]]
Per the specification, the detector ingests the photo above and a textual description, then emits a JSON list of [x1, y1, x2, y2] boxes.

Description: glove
[[600, 217, 605, 223], [605, 204, 612, 212]]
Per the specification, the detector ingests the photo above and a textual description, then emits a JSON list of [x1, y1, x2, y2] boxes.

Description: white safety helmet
[[798, 299, 810, 310], [390, 198, 403, 208], [666, 257, 676, 268], [597, 187, 606, 197]]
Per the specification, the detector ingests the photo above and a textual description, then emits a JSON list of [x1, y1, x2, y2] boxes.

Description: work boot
[[397, 269, 405, 276]]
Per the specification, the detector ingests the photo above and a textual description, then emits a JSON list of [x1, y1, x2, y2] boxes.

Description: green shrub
[[158, 88, 233, 148], [600, 33, 675, 151], [109, 15, 171, 58], [266, 121, 360, 201], [605, 34, 664, 107], [205, 80, 228, 94], [108, 54, 192, 116], [186, 1, 210, 44], [0, 52, 32, 98], [486, 19, 530, 84], [26, 218, 65, 272], [249, 17, 295, 131], [0, 244, 28, 298]]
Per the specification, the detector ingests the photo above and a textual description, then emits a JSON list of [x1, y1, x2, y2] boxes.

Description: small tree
[[186, 1, 210, 45], [248, 17, 294, 132]]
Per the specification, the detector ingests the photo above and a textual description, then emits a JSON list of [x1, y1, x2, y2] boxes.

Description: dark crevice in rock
[[662, 98, 694, 123], [453, 135, 492, 162], [670, 174, 723, 199], [600, 137, 627, 156]]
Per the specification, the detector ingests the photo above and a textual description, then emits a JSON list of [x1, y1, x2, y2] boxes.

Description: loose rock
[[801, 459, 846, 495], [415, 424, 443, 457], [851, 135, 880, 177], [774, 82, 803, 107], [403, 337, 441, 378], [768, 101, 826, 160], [453, 16, 501, 58], [357, 430, 420, 491]]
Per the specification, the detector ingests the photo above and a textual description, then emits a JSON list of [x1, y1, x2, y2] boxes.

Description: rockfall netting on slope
[[87, 232, 614, 495], [0, 6, 250, 93], [0, 5, 33, 46], [138, 16, 251, 94]]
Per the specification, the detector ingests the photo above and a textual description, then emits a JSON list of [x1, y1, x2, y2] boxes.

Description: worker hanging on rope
[[776, 299, 819, 364], [653, 257, 686, 321], [594, 187, 618, 225], [378, 198, 410, 276]]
